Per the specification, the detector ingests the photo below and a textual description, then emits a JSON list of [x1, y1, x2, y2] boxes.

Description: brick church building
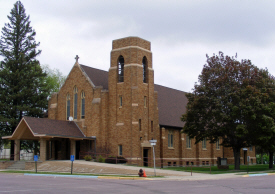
[[3, 37, 255, 166]]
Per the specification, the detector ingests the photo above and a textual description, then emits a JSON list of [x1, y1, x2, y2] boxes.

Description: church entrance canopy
[[2, 117, 95, 161]]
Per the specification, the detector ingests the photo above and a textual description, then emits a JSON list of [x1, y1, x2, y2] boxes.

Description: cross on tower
[[75, 55, 79, 62]]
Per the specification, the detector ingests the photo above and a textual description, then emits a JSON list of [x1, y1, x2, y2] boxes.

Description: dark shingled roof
[[24, 117, 85, 138], [81, 65, 187, 128], [155, 84, 187, 128], [80, 65, 109, 89]]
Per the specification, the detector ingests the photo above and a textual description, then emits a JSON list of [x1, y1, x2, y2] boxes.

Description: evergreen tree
[[0, 1, 50, 159]]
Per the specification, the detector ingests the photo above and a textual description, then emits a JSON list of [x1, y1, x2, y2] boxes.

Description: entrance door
[[244, 151, 247, 165], [143, 149, 149, 167], [54, 141, 59, 159]]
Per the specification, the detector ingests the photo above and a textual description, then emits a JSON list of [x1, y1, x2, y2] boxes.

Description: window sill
[[168, 147, 174, 150], [202, 148, 207, 150], [186, 148, 191, 149]]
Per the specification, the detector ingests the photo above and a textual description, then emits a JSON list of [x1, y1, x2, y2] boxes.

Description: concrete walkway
[[23, 160, 241, 181]]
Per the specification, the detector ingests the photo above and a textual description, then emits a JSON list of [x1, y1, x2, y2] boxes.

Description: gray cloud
[[1, 0, 275, 92]]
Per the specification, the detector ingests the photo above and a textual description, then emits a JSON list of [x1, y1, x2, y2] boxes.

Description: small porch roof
[[2, 117, 95, 140]]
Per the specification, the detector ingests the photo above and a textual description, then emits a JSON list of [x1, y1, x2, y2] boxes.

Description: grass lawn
[[166, 164, 275, 174]]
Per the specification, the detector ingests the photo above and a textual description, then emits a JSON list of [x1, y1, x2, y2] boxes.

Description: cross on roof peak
[[75, 55, 79, 62]]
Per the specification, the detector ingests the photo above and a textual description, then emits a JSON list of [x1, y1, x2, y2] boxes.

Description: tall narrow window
[[73, 86, 78, 119], [139, 119, 141, 131], [81, 91, 85, 119], [118, 145, 123, 156], [119, 96, 122, 107], [168, 130, 173, 148], [118, 56, 124, 82], [144, 96, 147, 107], [142, 56, 148, 83], [186, 135, 191, 148], [202, 137, 206, 149], [216, 138, 220, 150], [66, 94, 70, 120], [151, 121, 153, 132]]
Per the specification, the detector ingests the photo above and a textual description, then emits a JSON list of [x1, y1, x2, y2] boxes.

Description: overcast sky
[[1, 0, 275, 92]]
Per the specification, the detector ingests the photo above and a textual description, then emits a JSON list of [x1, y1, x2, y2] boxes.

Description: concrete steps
[[6, 161, 26, 170]]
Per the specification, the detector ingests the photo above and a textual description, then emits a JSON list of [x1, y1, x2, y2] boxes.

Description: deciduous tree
[[182, 52, 275, 170]]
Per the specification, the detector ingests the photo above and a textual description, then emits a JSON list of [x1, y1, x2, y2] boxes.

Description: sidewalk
[[23, 160, 240, 181]]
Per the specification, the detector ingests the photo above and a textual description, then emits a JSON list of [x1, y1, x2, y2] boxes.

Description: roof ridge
[[80, 64, 108, 72], [79, 64, 188, 93]]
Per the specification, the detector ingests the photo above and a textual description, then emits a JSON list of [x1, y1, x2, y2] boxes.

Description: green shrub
[[98, 155, 105, 163], [84, 155, 92, 161], [105, 156, 127, 164], [256, 154, 269, 164]]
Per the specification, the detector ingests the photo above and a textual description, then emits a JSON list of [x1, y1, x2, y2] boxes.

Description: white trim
[[92, 98, 101, 104], [50, 103, 57, 108], [116, 123, 124, 126], [109, 66, 117, 70], [124, 64, 143, 68], [132, 103, 138, 106], [111, 46, 152, 53]]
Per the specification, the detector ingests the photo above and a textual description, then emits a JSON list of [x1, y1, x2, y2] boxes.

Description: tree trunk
[[261, 151, 263, 164], [233, 148, 241, 170], [269, 151, 273, 169]]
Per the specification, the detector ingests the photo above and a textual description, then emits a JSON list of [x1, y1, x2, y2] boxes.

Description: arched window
[[66, 93, 70, 120], [142, 56, 148, 83], [81, 91, 85, 119], [118, 55, 124, 82], [73, 86, 78, 119]]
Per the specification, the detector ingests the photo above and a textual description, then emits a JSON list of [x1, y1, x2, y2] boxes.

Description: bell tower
[[108, 37, 159, 163]]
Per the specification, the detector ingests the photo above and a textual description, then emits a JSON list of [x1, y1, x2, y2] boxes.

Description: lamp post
[[149, 139, 157, 177]]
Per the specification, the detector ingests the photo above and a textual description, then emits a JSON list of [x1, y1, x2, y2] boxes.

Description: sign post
[[243, 148, 248, 174], [34, 155, 38, 173], [149, 139, 157, 177], [70, 155, 75, 174], [247, 156, 250, 174]]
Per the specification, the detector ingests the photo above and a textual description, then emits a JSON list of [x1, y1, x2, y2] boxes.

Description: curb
[[242, 173, 275, 177], [24, 173, 98, 178], [98, 176, 152, 180], [23, 173, 152, 180]]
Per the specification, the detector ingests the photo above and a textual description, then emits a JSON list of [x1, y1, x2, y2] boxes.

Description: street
[[0, 173, 275, 193]]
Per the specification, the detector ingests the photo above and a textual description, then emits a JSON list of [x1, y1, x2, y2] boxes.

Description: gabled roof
[[80, 64, 187, 128], [155, 84, 187, 128], [80, 65, 109, 89], [3, 117, 93, 140], [23, 117, 86, 138]]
